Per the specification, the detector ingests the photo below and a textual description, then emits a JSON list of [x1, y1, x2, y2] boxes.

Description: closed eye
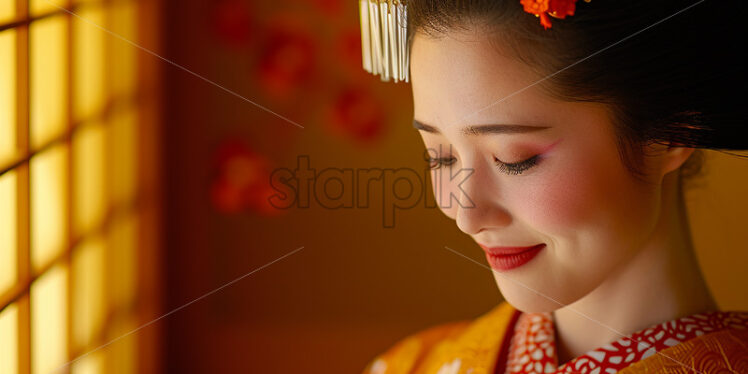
[[427, 154, 540, 175], [494, 155, 539, 175], [426, 156, 456, 170]]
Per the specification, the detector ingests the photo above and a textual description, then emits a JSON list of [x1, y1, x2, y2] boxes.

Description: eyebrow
[[413, 119, 550, 136]]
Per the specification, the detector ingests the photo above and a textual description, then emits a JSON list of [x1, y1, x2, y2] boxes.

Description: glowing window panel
[[0, 0, 15, 23], [71, 0, 103, 6], [31, 264, 69, 374], [108, 214, 136, 309], [0, 170, 17, 295], [30, 0, 63, 17], [108, 110, 137, 206], [30, 144, 69, 271], [105, 315, 137, 374], [73, 6, 105, 121], [71, 349, 105, 374], [0, 303, 19, 374], [107, 2, 136, 98], [0, 30, 16, 167], [73, 123, 106, 235], [72, 236, 106, 349], [30, 15, 69, 150]]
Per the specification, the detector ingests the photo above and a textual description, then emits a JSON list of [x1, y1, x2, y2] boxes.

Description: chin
[[493, 274, 574, 313]]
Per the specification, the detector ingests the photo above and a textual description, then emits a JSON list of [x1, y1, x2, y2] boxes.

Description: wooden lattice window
[[0, 0, 161, 373]]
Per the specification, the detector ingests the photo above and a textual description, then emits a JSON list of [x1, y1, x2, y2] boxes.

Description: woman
[[359, 0, 748, 373]]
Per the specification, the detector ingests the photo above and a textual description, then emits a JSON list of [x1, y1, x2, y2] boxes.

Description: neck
[[551, 171, 718, 366]]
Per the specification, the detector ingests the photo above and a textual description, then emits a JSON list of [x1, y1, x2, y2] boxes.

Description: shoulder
[[361, 301, 518, 374]]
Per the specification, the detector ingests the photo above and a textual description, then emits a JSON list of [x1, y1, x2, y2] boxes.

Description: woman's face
[[410, 30, 677, 313]]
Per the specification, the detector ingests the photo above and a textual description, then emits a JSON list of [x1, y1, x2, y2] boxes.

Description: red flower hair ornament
[[358, 0, 588, 82], [521, 0, 590, 29]]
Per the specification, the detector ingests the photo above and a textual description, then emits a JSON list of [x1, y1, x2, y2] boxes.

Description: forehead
[[410, 30, 555, 131]]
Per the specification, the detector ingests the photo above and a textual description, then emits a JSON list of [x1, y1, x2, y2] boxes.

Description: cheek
[[518, 166, 594, 232], [515, 152, 649, 236]]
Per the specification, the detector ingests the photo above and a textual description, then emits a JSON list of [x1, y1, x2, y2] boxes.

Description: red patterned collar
[[503, 310, 748, 374]]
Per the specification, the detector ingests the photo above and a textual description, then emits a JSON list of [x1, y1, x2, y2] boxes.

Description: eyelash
[[427, 154, 540, 175]]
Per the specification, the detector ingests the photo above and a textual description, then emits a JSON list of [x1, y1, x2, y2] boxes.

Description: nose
[[454, 161, 512, 235]]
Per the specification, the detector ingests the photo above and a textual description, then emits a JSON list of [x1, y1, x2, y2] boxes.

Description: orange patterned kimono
[[361, 302, 748, 374]]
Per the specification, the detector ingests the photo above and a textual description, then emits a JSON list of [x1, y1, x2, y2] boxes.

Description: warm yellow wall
[[686, 150, 748, 311]]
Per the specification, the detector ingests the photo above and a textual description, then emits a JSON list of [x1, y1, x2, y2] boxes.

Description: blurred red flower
[[211, 140, 282, 216], [325, 87, 385, 144], [257, 20, 318, 98]]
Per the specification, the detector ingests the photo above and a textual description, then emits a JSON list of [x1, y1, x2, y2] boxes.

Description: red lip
[[478, 243, 545, 271]]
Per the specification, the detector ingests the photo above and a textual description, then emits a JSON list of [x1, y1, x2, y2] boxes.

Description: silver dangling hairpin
[[359, 0, 409, 83]]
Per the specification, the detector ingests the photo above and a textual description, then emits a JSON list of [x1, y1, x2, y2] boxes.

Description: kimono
[[361, 301, 748, 374]]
